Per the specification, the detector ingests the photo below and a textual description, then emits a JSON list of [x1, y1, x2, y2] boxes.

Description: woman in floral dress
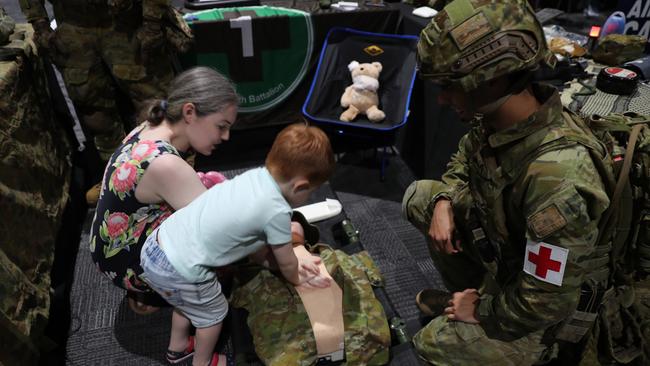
[[89, 66, 238, 314]]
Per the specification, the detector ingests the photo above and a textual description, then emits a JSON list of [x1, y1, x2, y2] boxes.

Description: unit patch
[[523, 240, 568, 286], [528, 203, 567, 239], [449, 11, 493, 50], [363, 45, 384, 56]]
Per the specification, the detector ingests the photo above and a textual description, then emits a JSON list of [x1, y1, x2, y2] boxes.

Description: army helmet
[[417, 0, 556, 91]]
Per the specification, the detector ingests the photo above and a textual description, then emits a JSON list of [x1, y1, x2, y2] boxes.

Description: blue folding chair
[[302, 27, 419, 179]]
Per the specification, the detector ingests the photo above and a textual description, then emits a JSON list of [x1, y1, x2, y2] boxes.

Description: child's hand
[[291, 221, 305, 245], [299, 255, 321, 277], [297, 255, 331, 288], [300, 273, 332, 289]]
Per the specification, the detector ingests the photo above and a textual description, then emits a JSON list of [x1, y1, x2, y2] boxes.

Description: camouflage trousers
[[52, 22, 174, 160], [401, 179, 485, 292], [402, 180, 548, 365], [413, 316, 547, 366]]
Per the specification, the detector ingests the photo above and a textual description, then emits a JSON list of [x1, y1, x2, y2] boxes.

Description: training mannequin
[[231, 215, 390, 365], [291, 222, 345, 358]]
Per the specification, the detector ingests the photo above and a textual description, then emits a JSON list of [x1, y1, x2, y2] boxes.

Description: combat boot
[[85, 182, 102, 206], [415, 289, 452, 317]]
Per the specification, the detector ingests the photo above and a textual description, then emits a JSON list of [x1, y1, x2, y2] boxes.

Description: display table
[[185, 1, 467, 180], [392, 2, 469, 179], [0, 24, 71, 365], [181, 1, 401, 129], [560, 61, 650, 116]]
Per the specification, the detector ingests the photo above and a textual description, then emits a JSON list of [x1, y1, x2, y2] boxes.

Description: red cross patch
[[523, 240, 568, 286]]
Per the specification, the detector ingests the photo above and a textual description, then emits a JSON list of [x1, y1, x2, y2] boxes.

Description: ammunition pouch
[[553, 282, 603, 344], [597, 285, 644, 363], [633, 278, 650, 363], [552, 284, 644, 364]]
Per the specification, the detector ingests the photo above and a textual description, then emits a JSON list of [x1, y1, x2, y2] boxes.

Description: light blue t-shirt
[[158, 167, 292, 282]]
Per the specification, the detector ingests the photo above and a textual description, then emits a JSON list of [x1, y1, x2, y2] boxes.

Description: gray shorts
[[140, 229, 228, 328]]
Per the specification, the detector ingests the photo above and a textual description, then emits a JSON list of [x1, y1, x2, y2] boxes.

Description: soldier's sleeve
[[476, 145, 610, 341], [142, 0, 171, 21], [434, 133, 472, 203], [18, 0, 49, 22]]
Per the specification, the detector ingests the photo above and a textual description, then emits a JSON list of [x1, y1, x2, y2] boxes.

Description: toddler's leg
[[193, 322, 223, 366], [169, 309, 192, 352]]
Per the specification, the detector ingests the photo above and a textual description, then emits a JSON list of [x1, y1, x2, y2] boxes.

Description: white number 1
[[230, 16, 254, 58]]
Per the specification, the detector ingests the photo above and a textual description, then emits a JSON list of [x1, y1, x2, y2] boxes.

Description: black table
[[392, 2, 468, 179], [187, 1, 467, 181], [182, 1, 401, 130]]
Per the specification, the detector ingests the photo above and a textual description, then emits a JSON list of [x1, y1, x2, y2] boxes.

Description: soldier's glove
[[31, 18, 55, 53], [136, 20, 165, 63]]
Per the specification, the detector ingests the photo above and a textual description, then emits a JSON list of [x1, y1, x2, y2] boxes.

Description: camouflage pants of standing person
[[402, 179, 548, 365], [52, 22, 174, 160]]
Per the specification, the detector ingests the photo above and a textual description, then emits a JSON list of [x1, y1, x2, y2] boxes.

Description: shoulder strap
[[509, 111, 609, 186], [562, 112, 644, 284], [560, 112, 620, 248], [598, 124, 642, 246]]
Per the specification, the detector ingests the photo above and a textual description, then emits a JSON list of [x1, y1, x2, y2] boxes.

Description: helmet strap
[[476, 93, 512, 115], [473, 71, 533, 116]]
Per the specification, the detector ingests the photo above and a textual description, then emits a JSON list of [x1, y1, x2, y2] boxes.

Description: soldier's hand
[[428, 199, 461, 254], [31, 19, 55, 53], [444, 289, 480, 324], [136, 20, 165, 63]]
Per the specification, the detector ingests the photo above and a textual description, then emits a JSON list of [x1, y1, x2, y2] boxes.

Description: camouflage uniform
[[231, 245, 391, 366], [403, 84, 612, 364], [0, 7, 15, 45], [1, 24, 71, 364], [402, 0, 613, 364], [19, 0, 175, 160], [592, 34, 647, 66]]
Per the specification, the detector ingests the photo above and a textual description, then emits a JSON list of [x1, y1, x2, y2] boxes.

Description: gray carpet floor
[[66, 151, 441, 365]]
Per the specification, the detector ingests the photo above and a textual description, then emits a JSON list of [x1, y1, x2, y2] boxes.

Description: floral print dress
[[89, 129, 180, 304]]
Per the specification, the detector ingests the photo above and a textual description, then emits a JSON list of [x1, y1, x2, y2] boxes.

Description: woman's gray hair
[[144, 66, 239, 126]]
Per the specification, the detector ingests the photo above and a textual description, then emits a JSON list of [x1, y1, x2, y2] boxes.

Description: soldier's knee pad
[[402, 180, 447, 228], [402, 180, 420, 221]]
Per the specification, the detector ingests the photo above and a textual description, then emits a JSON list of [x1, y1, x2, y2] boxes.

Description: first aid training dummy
[[140, 124, 335, 366]]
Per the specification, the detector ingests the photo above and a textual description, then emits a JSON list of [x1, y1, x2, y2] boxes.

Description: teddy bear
[[340, 61, 385, 123]]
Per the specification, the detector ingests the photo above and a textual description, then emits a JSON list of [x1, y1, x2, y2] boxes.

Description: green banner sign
[[184, 6, 314, 113]]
